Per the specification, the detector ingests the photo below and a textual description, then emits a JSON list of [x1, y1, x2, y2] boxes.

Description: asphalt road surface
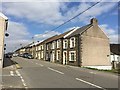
[[2, 57, 119, 89]]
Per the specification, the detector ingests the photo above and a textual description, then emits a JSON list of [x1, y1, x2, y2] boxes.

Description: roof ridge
[[64, 27, 80, 38]]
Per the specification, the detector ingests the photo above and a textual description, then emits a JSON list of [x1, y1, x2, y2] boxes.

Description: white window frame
[[70, 37, 75, 48], [38, 46, 41, 50], [57, 50, 60, 60], [36, 46, 38, 51], [63, 39, 68, 49], [57, 39, 61, 48], [69, 51, 76, 61], [41, 51, 43, 58], [40, 45, 43, 50], [52, 41, 55, 49], [46, 44, 49, 50]]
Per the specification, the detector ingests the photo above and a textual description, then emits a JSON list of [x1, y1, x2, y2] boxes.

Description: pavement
[[1, 57, 119, 90]]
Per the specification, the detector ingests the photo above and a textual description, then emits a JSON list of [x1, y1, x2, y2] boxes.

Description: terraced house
[[16, 18, 112, 70]]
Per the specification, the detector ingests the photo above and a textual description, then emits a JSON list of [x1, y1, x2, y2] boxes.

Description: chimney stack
[[90, 18, 98, 26]]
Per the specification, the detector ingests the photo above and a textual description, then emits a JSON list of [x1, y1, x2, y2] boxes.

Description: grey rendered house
[[63, 18, 111, 69]]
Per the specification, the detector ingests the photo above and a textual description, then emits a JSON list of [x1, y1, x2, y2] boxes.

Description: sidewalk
[[2, 57, 16, 89]]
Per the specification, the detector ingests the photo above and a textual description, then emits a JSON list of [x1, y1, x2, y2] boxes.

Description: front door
[[63, 51, 67, 65]]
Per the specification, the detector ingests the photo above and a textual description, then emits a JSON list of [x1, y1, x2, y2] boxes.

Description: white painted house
[[0, 12, 8, 68]]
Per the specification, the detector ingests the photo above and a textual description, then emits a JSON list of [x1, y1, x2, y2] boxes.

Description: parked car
[[22, 53, 33, 59], [23, 53, 29, 58], [13, 53, 18, 57], [5, 53, 12, 58], [27, 54, 34, 59], [19, 54, 23, 57]]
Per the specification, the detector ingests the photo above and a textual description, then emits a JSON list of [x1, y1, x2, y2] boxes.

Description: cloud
[[100, 24, 119, 44], [2, 2, 116, 25], [5, 21, 31, 52], [34, 30, 61, 41], [64, 2, 116, 24], [3, 2, 64, 25]]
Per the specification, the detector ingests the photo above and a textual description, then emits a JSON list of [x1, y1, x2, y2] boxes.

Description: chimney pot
[[90, 18, 98, 25]]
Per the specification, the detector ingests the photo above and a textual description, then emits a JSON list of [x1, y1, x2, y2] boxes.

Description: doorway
[[63, 51, 67, 65]]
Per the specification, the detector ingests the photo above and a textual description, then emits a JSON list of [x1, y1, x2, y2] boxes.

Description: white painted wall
[[110, 54, 120, 62], [83, 66, 112, 70], [0, 16, 7, 69]]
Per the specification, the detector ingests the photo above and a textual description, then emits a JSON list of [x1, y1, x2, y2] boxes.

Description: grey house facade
[[16, 18, 111, 70]]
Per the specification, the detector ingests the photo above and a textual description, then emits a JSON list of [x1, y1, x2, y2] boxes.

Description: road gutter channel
[[15, 70, 28, 89]]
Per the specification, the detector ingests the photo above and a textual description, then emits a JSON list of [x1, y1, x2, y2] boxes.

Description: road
[[2, 57, 119, 89]]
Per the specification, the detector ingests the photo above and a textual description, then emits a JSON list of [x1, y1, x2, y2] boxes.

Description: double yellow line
[[15, 64, 22, 69]]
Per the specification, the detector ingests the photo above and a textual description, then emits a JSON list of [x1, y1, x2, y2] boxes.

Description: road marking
[[48, 67, 64, 75], [15, 70, 21, 76], [35, 62, 44, 67], [39, 64, 44, 67], [10, 71, 14, 76], [89, 72, 96, 74], [15, 70, 28, 88], [76, 78, 106, 90], [1, 75, 19, 77]]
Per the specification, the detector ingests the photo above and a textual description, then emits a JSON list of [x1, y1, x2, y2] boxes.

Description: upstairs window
[[70, 37, 75, 48], [38, 46, 41, 50], [46, 45, 49, 50], [57, 39, 61, 48], [52, 41, 55, 49], [41, 45, 43, 50], [63, 39, 68, 49]]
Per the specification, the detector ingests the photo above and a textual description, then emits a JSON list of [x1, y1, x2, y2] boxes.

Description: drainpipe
[[77, 34, 81, 67]]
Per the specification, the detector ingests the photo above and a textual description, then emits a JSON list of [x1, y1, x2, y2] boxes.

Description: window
[[41, 51, 43, 58], [36, 47, 38, 51], [69, 51, 76, 61], [63, 39, 68, 49], [52, 41, 55, 49], [57, 39, 61, 48], [57, 50, 60, 60], [41, 45, 43, 50], [70, 37, 75, 48], [46, 45, 49, 50], [71, 53, 75, 61], [38, 46, 41, 50]]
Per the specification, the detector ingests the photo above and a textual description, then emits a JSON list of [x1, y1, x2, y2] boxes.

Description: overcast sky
[[1, 1, 118, 53]]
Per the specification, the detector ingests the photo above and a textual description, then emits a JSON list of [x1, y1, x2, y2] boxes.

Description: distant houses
[[15, 18, 112, 70]]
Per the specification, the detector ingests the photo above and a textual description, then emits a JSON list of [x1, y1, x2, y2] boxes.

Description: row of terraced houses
[[15, 18, 112, 70]]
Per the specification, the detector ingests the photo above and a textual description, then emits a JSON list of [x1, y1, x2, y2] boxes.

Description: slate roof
[[44, 29, 74, 43], [65, 24, 92, 38]]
